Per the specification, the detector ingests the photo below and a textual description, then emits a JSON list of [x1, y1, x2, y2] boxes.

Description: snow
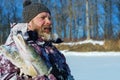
[[60, 40, 120, 80], [62, 50, 120, 56], [61, 39, 104, 46], [63, 51, 120, 80]]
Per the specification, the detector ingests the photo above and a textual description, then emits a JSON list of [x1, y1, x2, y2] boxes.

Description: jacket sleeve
[[0, 54, 20, 79]]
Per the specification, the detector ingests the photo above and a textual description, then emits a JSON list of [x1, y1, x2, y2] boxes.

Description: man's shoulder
[[11, 23, 27, 31]]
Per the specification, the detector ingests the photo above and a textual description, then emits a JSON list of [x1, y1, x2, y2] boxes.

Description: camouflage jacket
[[0, 23, 74, 80]]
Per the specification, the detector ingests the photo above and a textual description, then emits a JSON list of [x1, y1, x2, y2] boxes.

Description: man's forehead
[[37, 12, 51, 17]]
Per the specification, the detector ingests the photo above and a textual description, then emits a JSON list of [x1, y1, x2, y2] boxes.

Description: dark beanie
[[23, 0, 51, 23]]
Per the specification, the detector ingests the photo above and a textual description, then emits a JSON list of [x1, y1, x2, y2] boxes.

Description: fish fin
[[20, 64, 38, 77], [27, 64, 38, 76]]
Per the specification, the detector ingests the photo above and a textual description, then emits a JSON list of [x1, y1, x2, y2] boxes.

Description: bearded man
[[0, 0, 74, 80]]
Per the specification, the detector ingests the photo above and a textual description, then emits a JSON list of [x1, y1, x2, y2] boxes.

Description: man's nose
[[46, 18, 52, 25]]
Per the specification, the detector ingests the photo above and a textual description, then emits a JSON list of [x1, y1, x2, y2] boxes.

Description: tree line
[[0, 0, 120, 44]]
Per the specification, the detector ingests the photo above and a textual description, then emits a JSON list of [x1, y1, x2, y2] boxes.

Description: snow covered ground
[[60, 40, 120, 80], [61, 39, 105, 46], [63, 51, 120, 80], [62, 50, 120, 56]]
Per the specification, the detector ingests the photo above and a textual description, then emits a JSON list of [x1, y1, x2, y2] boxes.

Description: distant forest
[[0, 0, 120, 44]]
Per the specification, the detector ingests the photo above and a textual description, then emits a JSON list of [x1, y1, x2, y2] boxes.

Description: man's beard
[[37, 27, 52, 41]]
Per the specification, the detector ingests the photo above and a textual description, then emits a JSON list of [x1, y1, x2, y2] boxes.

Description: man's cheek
[[39, 20, 45, 25]]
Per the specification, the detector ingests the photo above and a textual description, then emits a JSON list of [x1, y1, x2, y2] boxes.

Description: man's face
[[29, 12, 52, 40]]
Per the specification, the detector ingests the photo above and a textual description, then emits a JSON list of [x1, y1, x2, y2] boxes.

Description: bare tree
[[86, 0, 90, 39], [67, 0, 73, 40], [103, 0, 113, 39], [89, 0, 99, 39]]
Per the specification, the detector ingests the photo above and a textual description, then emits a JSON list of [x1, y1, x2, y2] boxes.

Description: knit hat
[[23, 0, 51, 23]]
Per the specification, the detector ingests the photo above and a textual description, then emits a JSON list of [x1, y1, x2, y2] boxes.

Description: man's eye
[[41, 16, 45, 19], [48, 17, 51, 20]]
